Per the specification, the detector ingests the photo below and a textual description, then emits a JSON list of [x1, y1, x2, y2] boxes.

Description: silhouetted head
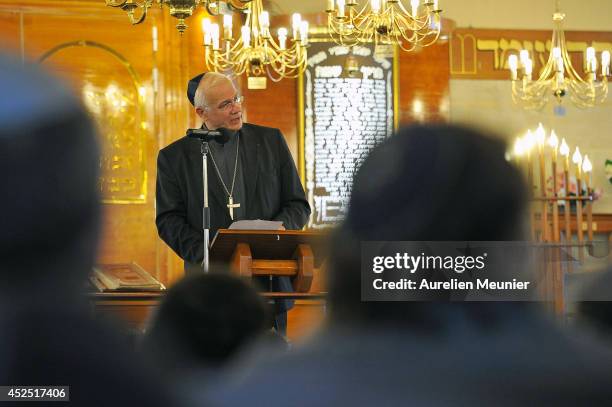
[[328, 125, 528, 327], [142, 272, 269, 372], [0, 55, 101, 296]]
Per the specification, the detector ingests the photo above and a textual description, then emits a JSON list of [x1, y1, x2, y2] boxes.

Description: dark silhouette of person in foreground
[[141, 273, 272, 379], [0, 54, 176, 406], [205, 125, 612, 407]]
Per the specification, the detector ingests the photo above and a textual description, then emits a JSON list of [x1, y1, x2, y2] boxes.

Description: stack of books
[[90, 263, 165, 292]]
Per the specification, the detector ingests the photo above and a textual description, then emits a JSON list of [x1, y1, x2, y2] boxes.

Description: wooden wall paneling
[[241, 76, 299, 160], [0, 1, 165, 282], [398, 42, 450, 124], [0, 9, 22, 56], [156, 8, 203, 285]]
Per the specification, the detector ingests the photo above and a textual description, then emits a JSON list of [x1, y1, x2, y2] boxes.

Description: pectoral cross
[[227, 195, 241, 220]]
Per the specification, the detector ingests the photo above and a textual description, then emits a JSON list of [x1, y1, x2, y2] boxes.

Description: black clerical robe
[[155, 123, 310, 309]]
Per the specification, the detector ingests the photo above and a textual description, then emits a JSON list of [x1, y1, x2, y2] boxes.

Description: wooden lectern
[[210, 230, 327, 297]]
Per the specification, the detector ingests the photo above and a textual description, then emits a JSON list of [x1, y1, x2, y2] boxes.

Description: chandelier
[[508, 5, 610, 110], [201, 0, 309, 84], [325, 0, 442, 52], [105, 0, 215, 33]]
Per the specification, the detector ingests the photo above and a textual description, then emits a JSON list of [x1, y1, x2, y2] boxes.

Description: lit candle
[[241, 25, 251, 47], [582, 154, 594, 242], [573, 146, 583, 194], [535, 123, 546, 147], [513, 136, 524, 160], [572, 146, 584, 242], [278, 27, 288, 50], [572, 147, 582, 169], [223, 14, 233, 40], [549, 130, 559, 160], [582, 155, 593, 189], [559, 138, 571, 241], [549, 130, 560, 241], [536, 124, 548, 240], [560, 138, 570, 169], [524, 129, 535, 153]]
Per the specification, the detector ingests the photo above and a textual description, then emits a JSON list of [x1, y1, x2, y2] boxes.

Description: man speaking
[[155, 72, 310, 334]]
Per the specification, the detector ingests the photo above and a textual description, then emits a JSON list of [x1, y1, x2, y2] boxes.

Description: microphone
[[186, 128, 231, 144]]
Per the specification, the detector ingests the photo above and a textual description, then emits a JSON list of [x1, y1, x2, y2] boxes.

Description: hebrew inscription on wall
[[450, 28, 612, 79], [303, 43, 395, 228]]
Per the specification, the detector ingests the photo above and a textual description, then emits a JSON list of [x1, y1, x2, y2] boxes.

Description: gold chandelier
[[105, 0, 247, 34], [201, 0, 309, 84], [508, 5, 610, 110], [105, 0, 215, 34], [325, 0, 442, 52]]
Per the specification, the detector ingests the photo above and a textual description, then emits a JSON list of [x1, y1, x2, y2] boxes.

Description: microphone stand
[[200, 139, 211, 273], [187, 128, 226, 273]]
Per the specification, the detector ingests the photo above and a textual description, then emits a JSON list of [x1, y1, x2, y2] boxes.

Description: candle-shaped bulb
[[260, 11, 270, 30], [559, 138, 569, 157], [586, 47, 595, 62], [278, 27, 288, 49], [299, 20, 309, 43], [524, 58, 533, 77], [211, 23, 220, 49], [535, 123, 545, 146], [223, 14, 232, 39], [411, 0, 419, 15], [241, 25, 251, 47], [327, 0, 335, 12], [557, 57, 565, 74], [509, 54, 518, 79], [572, 146, 582, 165], [519, 50, 530, 66], [371, 0, 381, 13], [337, 0, 345, 17], [582, 155, 592, 173], [433, 0, 439, 10], [202, 18, 212, 45], [548, 130, 559, 149], [590, 58, 597, 74], [602, 50, 610, 73], [292, 13, 302, 37]]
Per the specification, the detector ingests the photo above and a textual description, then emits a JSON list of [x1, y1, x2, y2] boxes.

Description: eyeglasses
[[212, 95, 244, 111]]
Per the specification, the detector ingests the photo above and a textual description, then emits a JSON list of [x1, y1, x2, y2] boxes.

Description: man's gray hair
[[194, 72, 234, 109]]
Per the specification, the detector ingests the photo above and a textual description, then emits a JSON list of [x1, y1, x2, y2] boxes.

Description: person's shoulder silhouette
[[0, 53, 178, 406]]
